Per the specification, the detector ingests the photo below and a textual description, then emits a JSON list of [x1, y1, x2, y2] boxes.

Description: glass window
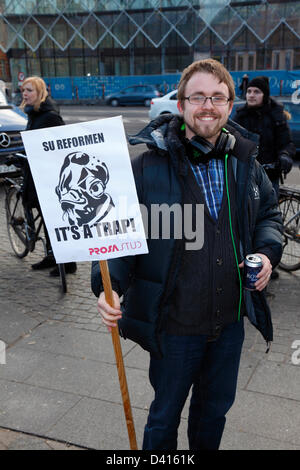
[[23, 22, 40, 50], [237, 54, 244, 71], [134, 56, 145, 75], [231, 29, 247, 50], [283, 25, 299, 48], [285, 51, 292, 70], [145, 55, 160, 74], [273, 51, 280, 70], [265, 49, 272, 69], [102, 56, 114, 75], [165, 54, 178, 73], [228, 55, 236, 71], [267, 26, 281, 49], [256, 49, 264, 70], [51, 20, 71, 49], [41, 58, 55, 77], [81, 15, 100, 48], [84, 56, 99, 75], [70, 57, 85, 76], [294, 50, 300, 70], [27, 58, 41, 76], [114, 56, 130, 76], [55, 57, 70, 76], [248, 53, 255, 70]]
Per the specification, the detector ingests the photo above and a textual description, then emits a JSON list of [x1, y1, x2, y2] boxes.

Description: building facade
[[0, 0, 299, 86]]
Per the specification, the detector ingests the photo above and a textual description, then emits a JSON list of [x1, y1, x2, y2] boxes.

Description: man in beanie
[[233, 75, 295, 197]]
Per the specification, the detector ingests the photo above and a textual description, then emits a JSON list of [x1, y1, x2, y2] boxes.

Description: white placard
[[21, 116, 148, 263]]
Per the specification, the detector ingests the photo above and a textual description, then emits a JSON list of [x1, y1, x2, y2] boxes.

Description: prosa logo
[[89, 241, 142, 256], [89, 245, 119, 255]]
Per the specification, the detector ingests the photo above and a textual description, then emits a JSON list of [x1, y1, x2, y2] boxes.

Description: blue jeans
[[143, 320, 244, 450]]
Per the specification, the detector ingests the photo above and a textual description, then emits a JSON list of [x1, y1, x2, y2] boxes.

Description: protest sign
[[21, 116, 148, 264]]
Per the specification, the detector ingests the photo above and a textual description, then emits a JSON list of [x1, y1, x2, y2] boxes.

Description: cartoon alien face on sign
[[55, 151, 114, 226]]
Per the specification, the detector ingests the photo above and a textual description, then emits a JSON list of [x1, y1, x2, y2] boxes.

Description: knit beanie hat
[[247, 76, 270, 103]]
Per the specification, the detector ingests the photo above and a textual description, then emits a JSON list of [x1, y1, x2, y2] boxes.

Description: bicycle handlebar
[[262, 162, 287, 184], [262, 163, 278, 170]]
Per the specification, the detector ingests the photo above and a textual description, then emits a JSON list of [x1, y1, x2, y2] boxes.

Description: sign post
[[21, 116, 148, 449], [99, 259, 138, 450]]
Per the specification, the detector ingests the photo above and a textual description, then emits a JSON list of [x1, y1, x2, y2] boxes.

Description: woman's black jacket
[[22, 96, 64, 208]]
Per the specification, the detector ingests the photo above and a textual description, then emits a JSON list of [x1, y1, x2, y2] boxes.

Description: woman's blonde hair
[[20, 76, 48, 111], [283, 109, 291, 121]]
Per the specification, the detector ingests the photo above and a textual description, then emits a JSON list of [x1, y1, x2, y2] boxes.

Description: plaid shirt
[[190, 159, 224, 220]]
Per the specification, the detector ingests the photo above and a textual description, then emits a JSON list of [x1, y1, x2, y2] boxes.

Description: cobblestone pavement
[[0, 178, 300, 450]]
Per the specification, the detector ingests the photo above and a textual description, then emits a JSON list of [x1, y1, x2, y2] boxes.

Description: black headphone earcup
[[215, 131, 236, 156], [215, 132, 227, 156], [189, 136, 214, 155], [187, 129, 236, 162], [224, 134, 236, 154]]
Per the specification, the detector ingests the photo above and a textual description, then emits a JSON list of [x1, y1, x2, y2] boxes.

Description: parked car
[[106, 84, 161, 107], [0, 89, 27, 176], [149, 89, 178, 119]]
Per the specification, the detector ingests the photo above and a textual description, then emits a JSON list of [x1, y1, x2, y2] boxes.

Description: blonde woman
[[21, 76, 76, 276]]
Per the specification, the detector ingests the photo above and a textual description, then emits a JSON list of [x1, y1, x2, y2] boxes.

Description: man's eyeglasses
[[184, 95, 231, 106]]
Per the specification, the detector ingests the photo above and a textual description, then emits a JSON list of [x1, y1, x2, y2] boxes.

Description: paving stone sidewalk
[[0, 182, 300, 451]]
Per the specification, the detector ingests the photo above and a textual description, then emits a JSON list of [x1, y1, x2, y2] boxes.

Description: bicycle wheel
[[279, 196, 300, 271], [5, 187, 29, 258], [278, 194, 300, 225], [58, 264, 67, 293], [280, 216, 300, 272]]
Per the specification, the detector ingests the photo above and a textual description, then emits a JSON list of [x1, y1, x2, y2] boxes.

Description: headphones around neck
[[189, 127, 236, 159], [182, 125, 236, 161]]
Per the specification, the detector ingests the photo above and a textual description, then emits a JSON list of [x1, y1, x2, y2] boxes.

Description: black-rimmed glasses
[[184, 95, 231, 106]]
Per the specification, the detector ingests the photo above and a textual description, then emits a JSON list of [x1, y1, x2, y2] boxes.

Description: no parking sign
[[18, 71, 25, 87]]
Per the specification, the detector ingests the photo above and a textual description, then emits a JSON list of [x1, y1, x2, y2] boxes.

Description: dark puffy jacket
[[91, 115, 283, 358], [22, 96, 64, 208], [233, 98, 296, 181]]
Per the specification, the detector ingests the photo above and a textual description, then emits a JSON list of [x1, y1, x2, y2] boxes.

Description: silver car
[[0, 90, 27, 175]]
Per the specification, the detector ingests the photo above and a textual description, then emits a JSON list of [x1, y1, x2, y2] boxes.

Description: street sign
[[18, 71, 25, 87]]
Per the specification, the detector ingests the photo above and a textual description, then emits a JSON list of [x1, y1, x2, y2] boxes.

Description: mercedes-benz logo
[[0, 133, 11, 148]]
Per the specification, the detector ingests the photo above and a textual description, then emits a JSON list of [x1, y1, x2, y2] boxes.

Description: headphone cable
[[224, 153, 242, 321]]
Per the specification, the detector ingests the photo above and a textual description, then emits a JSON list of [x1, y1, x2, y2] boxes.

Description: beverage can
[[243, 254, 263, 291]]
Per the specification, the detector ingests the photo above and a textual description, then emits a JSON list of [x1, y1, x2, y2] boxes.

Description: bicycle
[[278, 184, 300, 272], [3, 153, 67, 292], [262, 162, 300, 272]]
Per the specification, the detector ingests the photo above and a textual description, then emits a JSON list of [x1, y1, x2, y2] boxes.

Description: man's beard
[[185, 119, 221, 141], [185, 111, 227, 142]]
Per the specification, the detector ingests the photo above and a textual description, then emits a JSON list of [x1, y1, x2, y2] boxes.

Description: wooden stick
[[99, 260, 138, 450]]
